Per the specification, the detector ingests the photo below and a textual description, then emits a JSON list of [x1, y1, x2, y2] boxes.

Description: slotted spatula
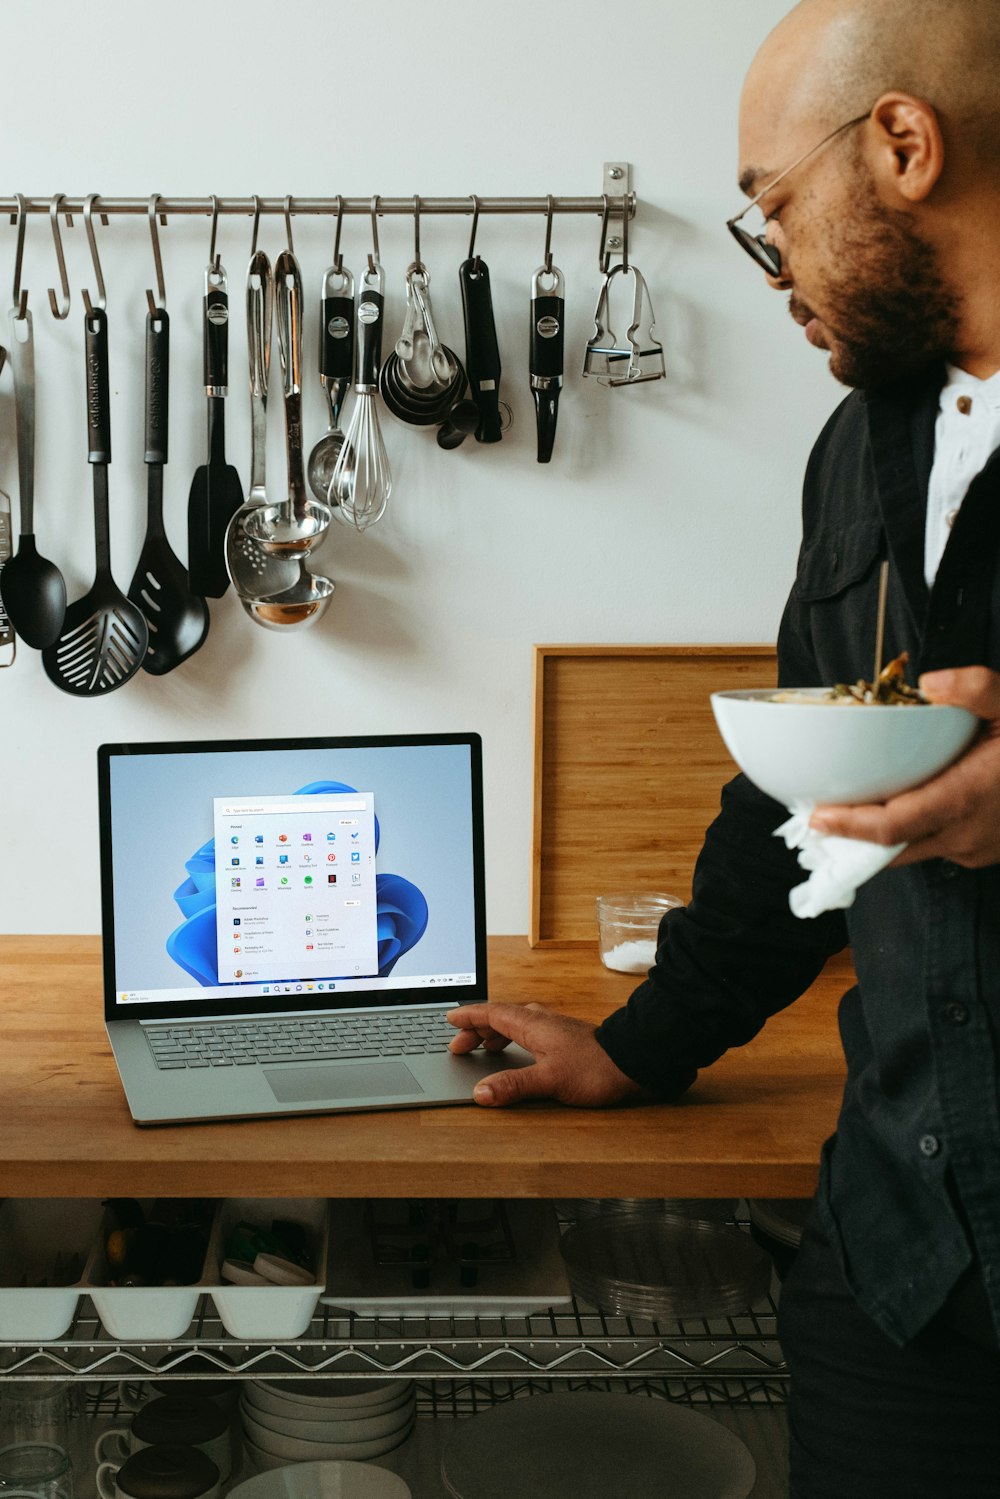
[[42, 306, 148, 695], [128, 307, 209, 673]]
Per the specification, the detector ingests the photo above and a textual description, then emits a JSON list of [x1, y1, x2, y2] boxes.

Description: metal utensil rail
[[1, 195, 635, 222], [0, 1293, 787, 1386]]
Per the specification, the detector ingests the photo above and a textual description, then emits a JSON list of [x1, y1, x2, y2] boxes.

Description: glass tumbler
[[0, 1443, 73, 1499], [595, 891, 683, 973]]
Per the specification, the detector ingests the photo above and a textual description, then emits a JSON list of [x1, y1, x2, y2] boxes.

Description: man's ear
[[867, 93, 944, 204]]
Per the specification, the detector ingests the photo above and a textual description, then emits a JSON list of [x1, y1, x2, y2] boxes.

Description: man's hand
[[809, 666, 1000, 867], [447, 1001, 643, 1108]]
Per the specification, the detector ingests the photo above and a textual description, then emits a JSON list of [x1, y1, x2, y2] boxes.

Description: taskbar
[[117, 972, 476, 1005]]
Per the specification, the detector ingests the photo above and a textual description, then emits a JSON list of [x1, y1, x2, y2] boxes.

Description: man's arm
[[449, 770, 848, 1107]]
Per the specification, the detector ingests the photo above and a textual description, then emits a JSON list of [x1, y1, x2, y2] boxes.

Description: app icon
[[318, 983, 325, 991], [256, 877, 266, 888], [306, 945, 314, 952], [233, 946, 240, 954], [327, 852, 336, 862], [280, 877, 289, 886], [303, 832, 313, 843], [306, 983, 314, 989], [256, 855, 264, 865], [351, 831, 359, 841], [328, 873, 337, 884], [351, 872, 361, 885], [304, 875, 314, 885], [263, 986, 269, 993], [233, 918, 241, 926], [295, 984, 302, 992], [305, 914, 313, 921], [351, 851, 361, 863], [231, 856, 240, 866], [230, 835, 239, 845], [231, 877, 241, 888], [326, 832, 336, 842], [255, 835, 264, 844], [278, 834, 288, 843], [303, 853, 313, 864], [279, 854, 289, 865]]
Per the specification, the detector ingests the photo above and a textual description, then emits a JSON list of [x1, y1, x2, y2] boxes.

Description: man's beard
[[796, 177, 962, 390]]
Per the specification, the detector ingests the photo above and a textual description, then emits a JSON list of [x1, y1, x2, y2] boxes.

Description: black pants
[[778, 1219, 1000, 1498]]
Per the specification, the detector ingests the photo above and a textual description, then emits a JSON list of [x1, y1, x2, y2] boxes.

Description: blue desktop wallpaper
[[108, 743, 478, 992]]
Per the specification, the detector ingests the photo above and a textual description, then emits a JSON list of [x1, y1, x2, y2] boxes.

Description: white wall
[[1, 0, 843, 935]]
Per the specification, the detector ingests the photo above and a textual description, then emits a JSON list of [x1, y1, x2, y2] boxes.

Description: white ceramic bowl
[[711, 688, 978, 806], [245, 1380, 412, 1420], [242, 1422, 413, 1470], [240, 1394, 414, 1445], [227, 1459, 411, 1499]]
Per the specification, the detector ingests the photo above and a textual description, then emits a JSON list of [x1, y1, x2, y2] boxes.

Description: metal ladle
[[307, 261, 354, 503]]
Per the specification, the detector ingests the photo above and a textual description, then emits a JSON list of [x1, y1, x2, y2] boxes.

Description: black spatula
[[128, 307, 209, 674], [187, 260, 243, 596], [41, 306, 149, 696]]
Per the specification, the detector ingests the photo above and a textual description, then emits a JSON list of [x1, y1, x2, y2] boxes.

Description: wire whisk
[[330, 264, 392, 531]]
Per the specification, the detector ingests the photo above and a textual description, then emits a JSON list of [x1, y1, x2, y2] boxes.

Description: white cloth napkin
[[774, 802, 906, 919]]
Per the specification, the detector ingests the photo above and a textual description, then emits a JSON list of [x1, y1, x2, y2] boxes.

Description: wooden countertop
[[0, 935, 851, 1200]]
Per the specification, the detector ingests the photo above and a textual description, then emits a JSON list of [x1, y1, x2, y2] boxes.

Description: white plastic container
[[0, 1199, 104, 1341], [207, 1199, 329, 1339], [82, 1200, 216, 1341]]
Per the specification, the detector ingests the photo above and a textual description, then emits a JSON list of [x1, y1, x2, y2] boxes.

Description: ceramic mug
[[0, 1442, 73, 1499], [95, 1399, 230, 1484], [95, 1444, 219, 1499]]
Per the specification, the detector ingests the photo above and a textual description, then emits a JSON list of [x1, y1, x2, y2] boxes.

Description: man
[[448, 1, 1000, 1493]]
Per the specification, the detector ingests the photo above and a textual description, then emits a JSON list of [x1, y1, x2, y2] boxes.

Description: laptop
[[98, 732, 532, 1126]]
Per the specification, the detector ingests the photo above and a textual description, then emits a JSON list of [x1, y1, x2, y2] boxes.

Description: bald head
[[743, 0, 1000, 180]]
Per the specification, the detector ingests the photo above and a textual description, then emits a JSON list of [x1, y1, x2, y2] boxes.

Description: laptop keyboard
[[145, 1009, 458, 1070]]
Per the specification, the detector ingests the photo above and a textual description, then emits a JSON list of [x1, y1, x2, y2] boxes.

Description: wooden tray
[[530, 645, 778, 946]]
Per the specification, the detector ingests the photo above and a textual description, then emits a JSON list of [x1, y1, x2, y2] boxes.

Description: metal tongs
[[583, 197, 665, 387]]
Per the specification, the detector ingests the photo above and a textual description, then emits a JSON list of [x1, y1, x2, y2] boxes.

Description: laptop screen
[[98, 734, 487, 1021]]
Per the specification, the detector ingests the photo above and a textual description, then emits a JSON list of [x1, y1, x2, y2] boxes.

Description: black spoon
[[42, 306, 148, 696], [1, 306, 67, 648], [128, 308, 209, 674]]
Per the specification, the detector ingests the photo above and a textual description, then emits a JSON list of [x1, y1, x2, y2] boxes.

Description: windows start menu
[[213, 792, 379, 984]]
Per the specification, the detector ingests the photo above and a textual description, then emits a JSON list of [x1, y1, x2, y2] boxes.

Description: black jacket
[[596, 369, 1000, 1346]]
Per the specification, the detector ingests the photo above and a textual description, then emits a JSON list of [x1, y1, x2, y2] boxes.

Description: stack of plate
[[559, 1214, 773, 1319], [747, 1197, 813, 1280], [240, 1379, 415, 1472]]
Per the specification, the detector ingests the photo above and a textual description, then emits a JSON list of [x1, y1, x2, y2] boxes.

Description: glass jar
[[595, 891, 683, 973]]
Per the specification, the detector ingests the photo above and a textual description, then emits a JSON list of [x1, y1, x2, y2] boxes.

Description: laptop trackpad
[[264, 1062, 424, 1103]]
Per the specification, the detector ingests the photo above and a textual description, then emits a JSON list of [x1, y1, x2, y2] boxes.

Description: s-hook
[[368, 195, 381, 275], [412, 194, 422, 271], [331, 194, 345, 275], [82, 194, 107, 315], [208, 194, 221, 276], [47, 195, 72, 320], [146, 194, 167, 316], [10, 193, 28, 318], [250, 194, 263, 257], [467, 194, 481, 274], [284, 195, 294, 255]]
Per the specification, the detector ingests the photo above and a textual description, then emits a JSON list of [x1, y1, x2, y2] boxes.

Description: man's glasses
[[727, 111, 870, 275]]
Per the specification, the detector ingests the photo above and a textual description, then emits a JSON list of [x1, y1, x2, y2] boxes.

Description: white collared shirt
[[925, 363, 1000, 586]]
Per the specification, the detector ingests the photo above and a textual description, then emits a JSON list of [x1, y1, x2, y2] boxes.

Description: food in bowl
[[770, 653, 926, 706]]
